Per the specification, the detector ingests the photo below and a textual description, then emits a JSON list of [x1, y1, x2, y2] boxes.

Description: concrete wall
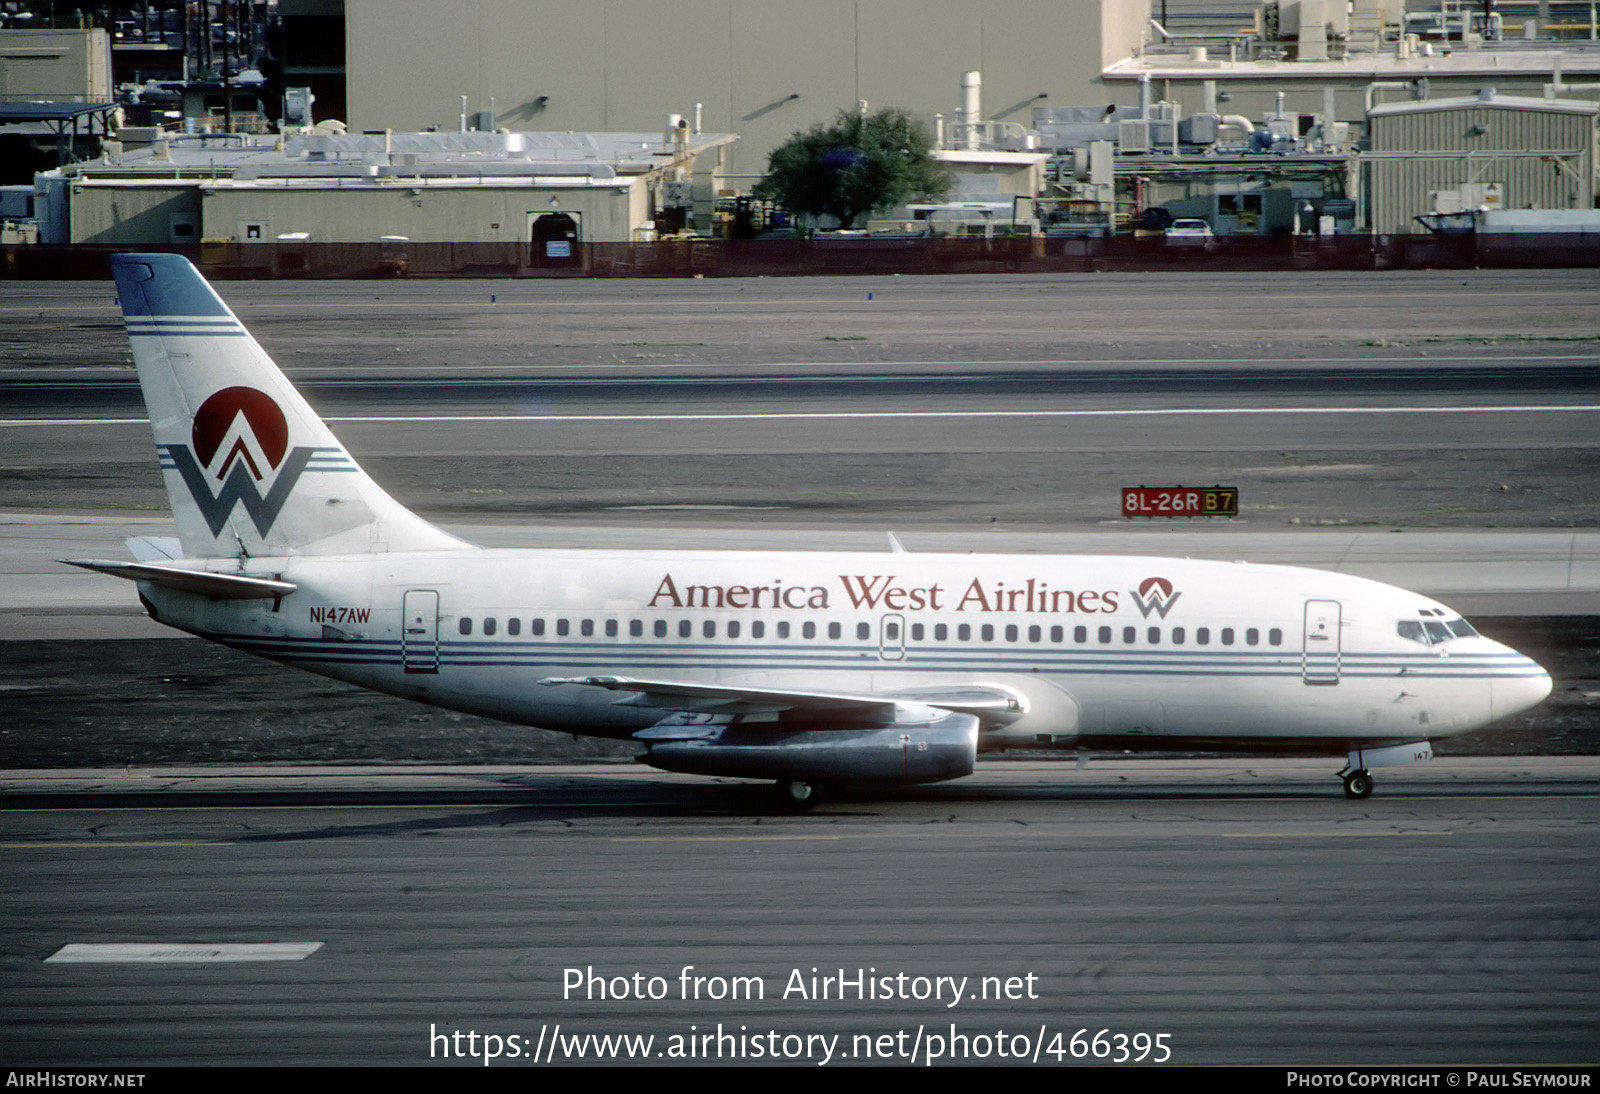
[[65, 179, 648, 244], [196, 182, 646, 244], [344, 0, 1150, 178], [69, 184, 197, 244]]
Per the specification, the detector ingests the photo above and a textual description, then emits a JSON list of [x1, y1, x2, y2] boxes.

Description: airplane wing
[[540, 674, 1024, 731]]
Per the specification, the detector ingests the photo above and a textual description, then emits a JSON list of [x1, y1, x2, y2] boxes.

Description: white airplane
[[69, 254, 1552, 808]]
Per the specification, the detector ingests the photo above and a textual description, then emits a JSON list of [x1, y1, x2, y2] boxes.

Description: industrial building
[[33, 125, 737, 248], [4, 1, 1600, 256]]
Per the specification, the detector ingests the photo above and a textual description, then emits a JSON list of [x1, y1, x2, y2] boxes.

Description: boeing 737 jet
[[69, 254, 1553, 807]]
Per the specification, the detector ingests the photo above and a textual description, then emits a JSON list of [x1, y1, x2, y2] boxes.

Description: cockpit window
[[1399, 617, 1478, 645]]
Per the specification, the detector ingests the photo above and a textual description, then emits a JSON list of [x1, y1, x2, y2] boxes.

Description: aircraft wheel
[[774, 779, 821, 812], [1343, 769, 1374, 800]]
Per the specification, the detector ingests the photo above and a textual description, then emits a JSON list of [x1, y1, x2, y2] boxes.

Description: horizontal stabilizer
[[62, 559, 296, 600]]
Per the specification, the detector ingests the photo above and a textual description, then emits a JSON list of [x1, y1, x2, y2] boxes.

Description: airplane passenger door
[[402, 589, 440, 675], [879, 613, 906, 661], [1302, 599, 1341, 686]]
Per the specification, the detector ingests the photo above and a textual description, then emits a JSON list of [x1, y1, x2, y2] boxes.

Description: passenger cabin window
[[483, 617, 497, 636], [1269, 628, 1282, 646], [828, 622, 841, 640], [581, 619, 594, 637], [1246, 628, 1259, 646], [678, 620, 691, 638], [777, 622, 790, 639], [728, 621, 740, 639], [605, 619, 618, 637], [1123, 626, 1136, 644], [1221, 628, 1234, 646], [752, 621, 765, 639], [459, 618, 472, 635], [1147, 627, 1160, 644], [532, 618, 546, 636], [630, 620, 643, 637], [1196, 627, 1209, 645], [507, 618, 520, 636], [557, 618, 570, 636], [1098, 626, 1112, 644], [1172, 627, 1184, 644], [654, 620, 667, 638], [856, 622, 870, 640], [802, 622, 816, 639]]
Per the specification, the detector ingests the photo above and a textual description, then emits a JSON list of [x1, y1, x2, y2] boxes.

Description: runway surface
[[3, 759, 1596, 1067], [5, 270, 1597, 535]]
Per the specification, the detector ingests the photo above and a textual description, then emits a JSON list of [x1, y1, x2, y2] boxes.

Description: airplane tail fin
[[110, 253, 469, 559]]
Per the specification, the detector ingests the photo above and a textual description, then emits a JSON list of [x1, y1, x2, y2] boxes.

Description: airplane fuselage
[[142, 549, 1548, 754]]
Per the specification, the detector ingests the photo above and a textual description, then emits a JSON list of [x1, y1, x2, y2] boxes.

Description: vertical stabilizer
[[111, 253, 470, 559]]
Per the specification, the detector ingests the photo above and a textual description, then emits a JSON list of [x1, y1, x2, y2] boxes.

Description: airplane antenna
[[887, 532, 908, 554]]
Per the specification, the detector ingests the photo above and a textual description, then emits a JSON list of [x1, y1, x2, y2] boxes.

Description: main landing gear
[[1342, 768, 1374, 800], [773, 779, 822, 812]]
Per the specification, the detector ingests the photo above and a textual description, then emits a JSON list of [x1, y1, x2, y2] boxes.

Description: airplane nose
[[1492, 656, 1553, 721]]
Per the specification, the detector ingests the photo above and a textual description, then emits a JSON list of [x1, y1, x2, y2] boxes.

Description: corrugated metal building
[[1364, 91, 1598, 236]]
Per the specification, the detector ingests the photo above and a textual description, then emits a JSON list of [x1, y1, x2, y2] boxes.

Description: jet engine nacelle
[[641, 711, 979, 785]]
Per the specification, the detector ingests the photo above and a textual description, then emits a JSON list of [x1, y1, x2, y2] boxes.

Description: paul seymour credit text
[[428, 965, 1174, 1065]]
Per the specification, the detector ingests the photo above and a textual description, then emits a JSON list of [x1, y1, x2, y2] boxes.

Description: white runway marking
[[45, 942, 324, 963], [4, 405, 1598, 428]]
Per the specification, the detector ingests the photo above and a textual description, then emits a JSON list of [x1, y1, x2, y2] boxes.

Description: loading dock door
[[529, 211, 580, 266]]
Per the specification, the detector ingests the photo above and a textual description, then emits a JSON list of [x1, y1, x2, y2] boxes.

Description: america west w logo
[[1129, 576, 1182, 619], [158, 386, 351, 536]]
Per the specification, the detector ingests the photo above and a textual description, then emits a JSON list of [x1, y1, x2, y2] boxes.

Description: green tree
[[755, 108, 950, 230]]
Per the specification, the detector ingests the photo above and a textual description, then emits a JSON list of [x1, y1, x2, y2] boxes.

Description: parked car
[[1165, 218, 1215, 247]]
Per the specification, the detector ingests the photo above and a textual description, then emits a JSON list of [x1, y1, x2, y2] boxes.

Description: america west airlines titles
[[648, 572, 1182, 616]]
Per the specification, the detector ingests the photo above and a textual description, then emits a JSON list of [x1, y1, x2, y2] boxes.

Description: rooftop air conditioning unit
[[1118, 119, 1151, 153]]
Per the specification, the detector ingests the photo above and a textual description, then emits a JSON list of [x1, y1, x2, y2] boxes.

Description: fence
[[4, 234, 1596, 280]]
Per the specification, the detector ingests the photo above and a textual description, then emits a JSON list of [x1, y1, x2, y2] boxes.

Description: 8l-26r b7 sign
[[1122, 486, 1239, 518]]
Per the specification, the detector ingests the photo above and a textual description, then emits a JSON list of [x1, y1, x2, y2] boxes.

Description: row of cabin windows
[[457, 616, 1285, 648]]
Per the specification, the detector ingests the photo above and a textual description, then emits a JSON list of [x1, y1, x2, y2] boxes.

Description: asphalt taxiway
[[3, 759, 1596, 1067]]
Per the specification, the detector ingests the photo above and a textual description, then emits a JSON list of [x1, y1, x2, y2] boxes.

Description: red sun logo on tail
[[192, 386, 288, 481]]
